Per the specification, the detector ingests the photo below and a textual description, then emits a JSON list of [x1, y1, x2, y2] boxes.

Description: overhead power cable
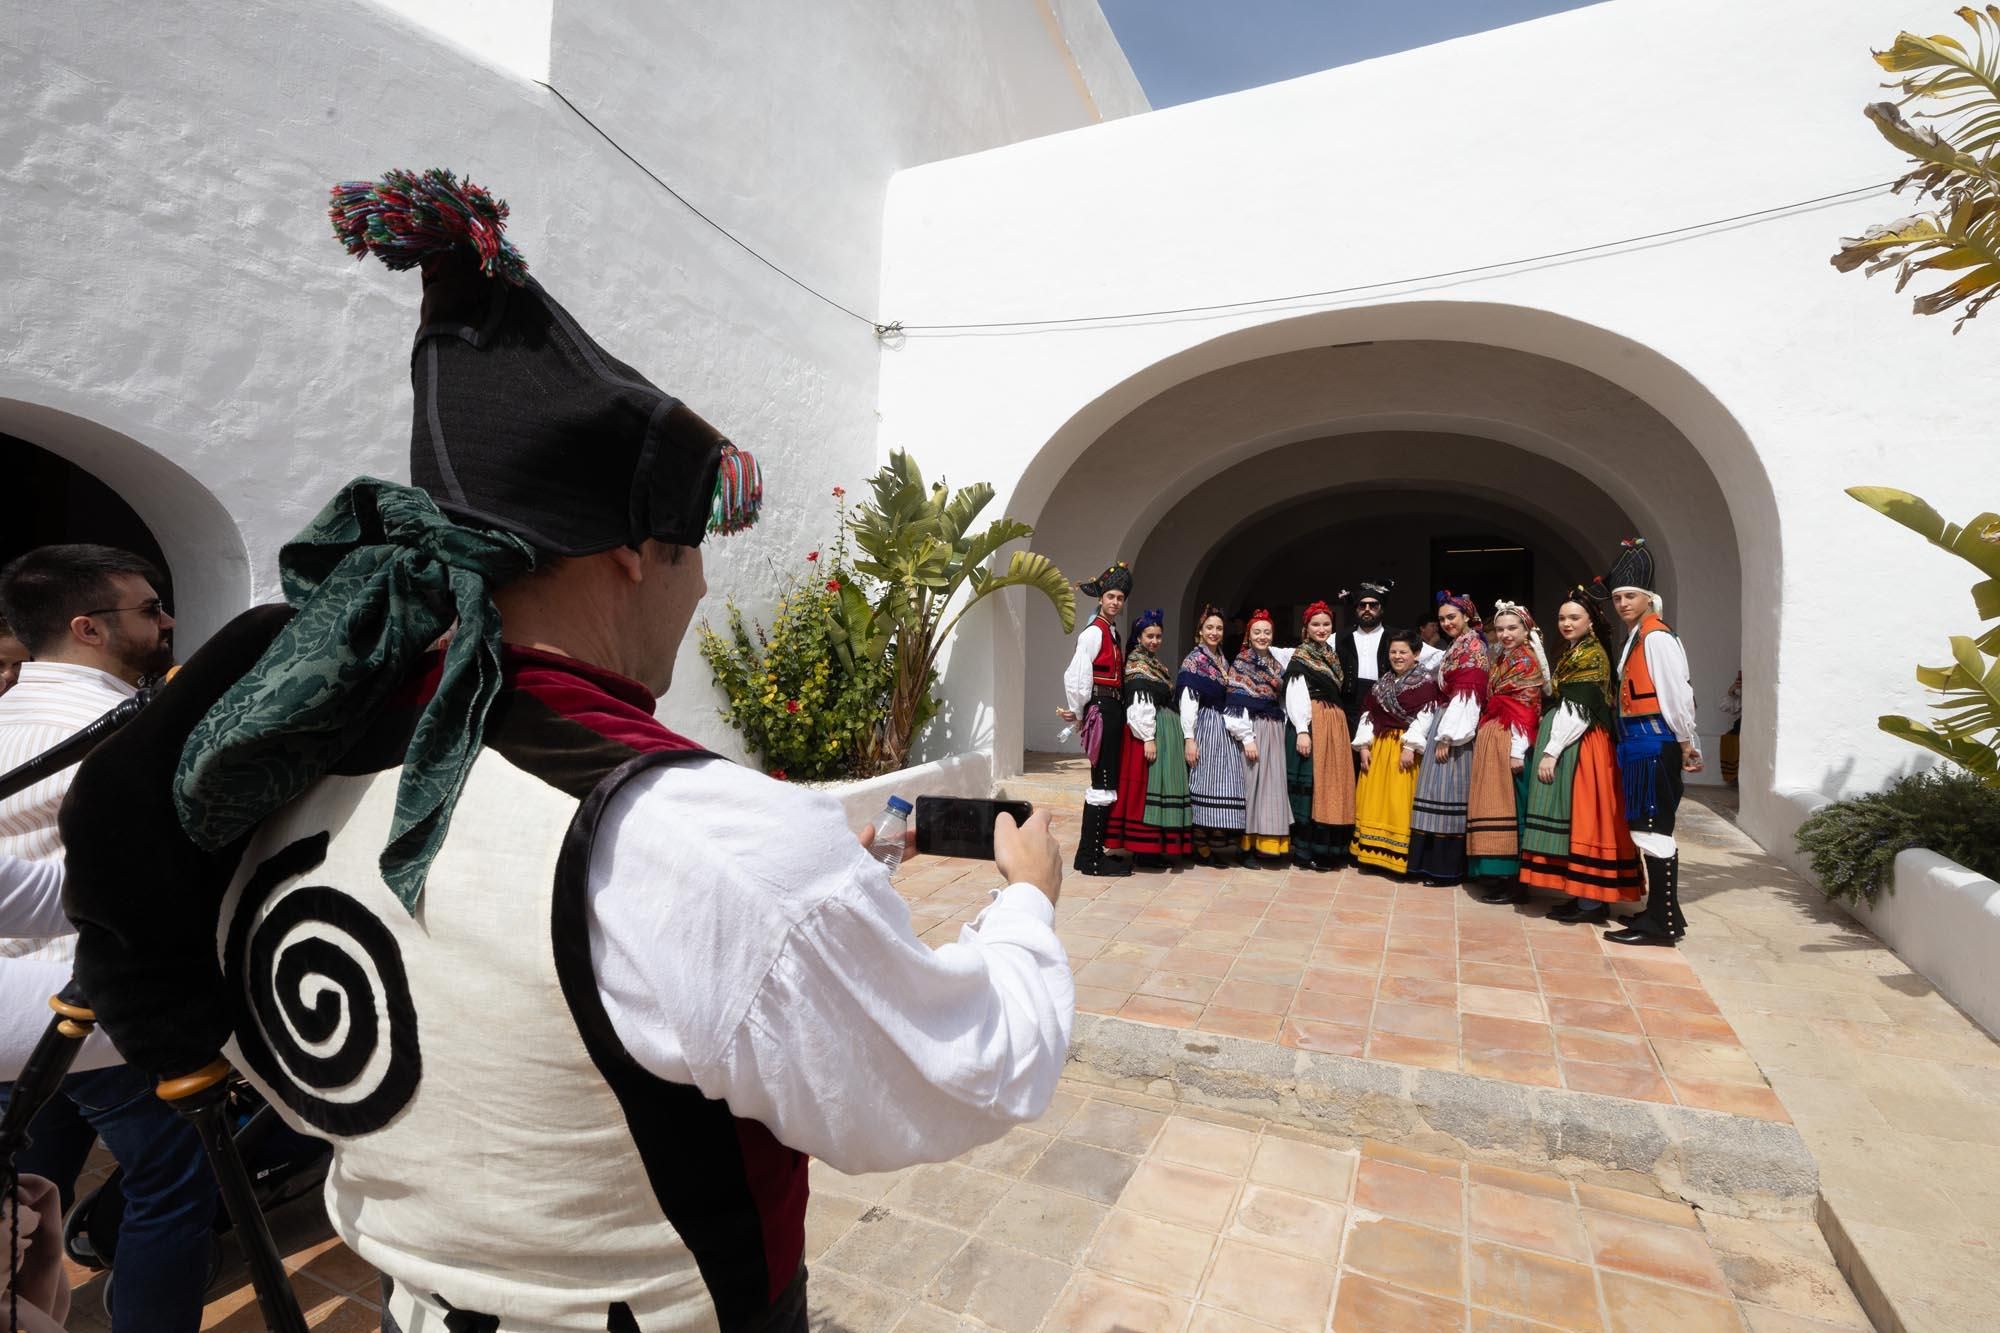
[[536, 77, 1895, 341]]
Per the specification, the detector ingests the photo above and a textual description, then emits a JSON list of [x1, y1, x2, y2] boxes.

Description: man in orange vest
[[1593, 539, 1703, 947]]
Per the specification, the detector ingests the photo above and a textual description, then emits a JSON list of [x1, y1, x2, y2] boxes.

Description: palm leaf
[[1847, 488, 2000, 581]]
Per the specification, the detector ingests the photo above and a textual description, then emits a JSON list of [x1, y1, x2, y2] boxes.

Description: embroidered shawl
[[1438, 628, 1491, 703], [1285, 637, 1345, 703], [1176, 645, 1230, 709], [1483, 642, 1545, 736], [1553, 633, 1614, 727], [1369, 665, 1441, 731], [1226, 645, 1285, 719], [1124, 644, 1175, 706]]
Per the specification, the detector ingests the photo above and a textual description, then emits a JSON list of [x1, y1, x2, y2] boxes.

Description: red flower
[[826, 579, 842, 593], [786, 699, 801, 714], [806, 550, 820, 563], [770, 768, 787, 780], [832, 486, 846, 498]]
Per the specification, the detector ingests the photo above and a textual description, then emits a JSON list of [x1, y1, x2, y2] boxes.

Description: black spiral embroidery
[[225, 833, 421, 1136]]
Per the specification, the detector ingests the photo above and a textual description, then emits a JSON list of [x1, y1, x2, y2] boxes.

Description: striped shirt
[[0, 661, 137, 963]]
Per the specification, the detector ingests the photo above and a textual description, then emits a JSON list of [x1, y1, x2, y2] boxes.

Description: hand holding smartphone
[[913, 796, 1034, 859]]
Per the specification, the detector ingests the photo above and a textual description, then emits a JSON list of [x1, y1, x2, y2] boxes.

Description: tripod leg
[[158, 1061, 309, 1333]]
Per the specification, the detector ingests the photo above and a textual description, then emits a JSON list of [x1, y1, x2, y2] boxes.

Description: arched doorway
[[982, 305, 1775, 833], [0, 400, 250, 646]]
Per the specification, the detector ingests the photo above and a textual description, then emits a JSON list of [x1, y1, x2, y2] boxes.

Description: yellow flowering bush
[[698, 493, 893, 779]]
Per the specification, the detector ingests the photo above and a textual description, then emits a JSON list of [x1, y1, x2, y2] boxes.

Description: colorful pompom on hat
[[329, 167, 763, 552], [1078, 560, 1133, 598]]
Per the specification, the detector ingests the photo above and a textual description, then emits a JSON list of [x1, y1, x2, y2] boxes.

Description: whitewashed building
[[5, 0, 1990, 856]]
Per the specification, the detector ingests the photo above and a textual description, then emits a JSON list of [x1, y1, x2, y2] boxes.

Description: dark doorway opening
[[1, 433, 173, 606], [1430, 535, 1532, 619]]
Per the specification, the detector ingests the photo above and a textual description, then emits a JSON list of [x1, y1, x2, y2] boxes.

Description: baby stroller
[[62, 1077, 331, 1317]]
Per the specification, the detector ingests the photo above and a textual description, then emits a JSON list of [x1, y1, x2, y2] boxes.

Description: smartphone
[[914, 796, 1034, 860]]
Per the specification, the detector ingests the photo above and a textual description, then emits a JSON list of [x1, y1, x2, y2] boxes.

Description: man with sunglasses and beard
[[1336, 581, 1440, 734], [0, 544, 214, 1333]]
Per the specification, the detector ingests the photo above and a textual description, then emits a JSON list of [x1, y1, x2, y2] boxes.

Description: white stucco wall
[[3, 0, 1141, 758], [877, 0, 1991, 851]]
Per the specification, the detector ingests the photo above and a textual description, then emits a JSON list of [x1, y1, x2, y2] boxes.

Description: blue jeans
[[3, 1064, 217, 1333]]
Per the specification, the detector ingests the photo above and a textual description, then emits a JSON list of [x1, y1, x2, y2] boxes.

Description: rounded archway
[[978, 304, 1773, 826], [0, 400, 250, 646]]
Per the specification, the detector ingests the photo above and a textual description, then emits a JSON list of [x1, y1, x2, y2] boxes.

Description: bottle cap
[[885, 796, 913, 815]]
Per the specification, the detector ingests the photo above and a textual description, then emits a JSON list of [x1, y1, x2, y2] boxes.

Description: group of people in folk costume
[[1058, 537, 1703, 948]]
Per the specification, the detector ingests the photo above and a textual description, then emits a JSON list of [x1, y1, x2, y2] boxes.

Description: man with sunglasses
[[0, 543, 213, 1331], [1335, 580, 1440, 734]]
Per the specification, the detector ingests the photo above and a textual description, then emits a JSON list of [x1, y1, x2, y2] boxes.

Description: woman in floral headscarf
[[1224, 609, 1292, 866], [1404, 592, 1489, 885], [1177, 605, 1246, 865], [1284, 600, 1355, 871], [1107, 609, 1193, 868], [1468, 601, 1550, 903], [1520, 590, 1644, 921]]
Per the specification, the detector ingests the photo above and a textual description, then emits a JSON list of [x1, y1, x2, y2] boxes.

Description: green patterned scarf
[[174, 478, 538, 912]]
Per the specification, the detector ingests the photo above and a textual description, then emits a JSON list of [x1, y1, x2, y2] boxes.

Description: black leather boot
[[1606, 855, 1677, 945]]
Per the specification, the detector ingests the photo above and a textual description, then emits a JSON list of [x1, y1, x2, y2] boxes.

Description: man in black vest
[[1334, 581, 1394, 731]]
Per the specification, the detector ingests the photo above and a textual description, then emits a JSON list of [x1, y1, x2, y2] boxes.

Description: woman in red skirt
[[1106, 609, 1193, 868]]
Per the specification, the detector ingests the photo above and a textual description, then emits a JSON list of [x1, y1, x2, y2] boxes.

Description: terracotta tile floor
[[895, 808, 1790, 1122], [804, 1079, 1869, 1331]]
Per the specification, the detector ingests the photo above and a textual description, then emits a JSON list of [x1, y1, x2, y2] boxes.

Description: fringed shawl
[[1483, 643, 1545, 736], [1124, 644, 1175, 707], [1285, 637, 1345, 703], [1439, 628, 1492, 703], [1553, 634, 1614, 728], [1176, 645, 1230, 710], [1368, 666, 1441, 732], [1227, 645, 1286, 720]]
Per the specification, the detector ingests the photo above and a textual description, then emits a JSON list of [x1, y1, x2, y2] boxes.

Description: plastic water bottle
[[872, 796, 913, 874]]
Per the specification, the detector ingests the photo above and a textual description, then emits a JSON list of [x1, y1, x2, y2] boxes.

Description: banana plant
[[1849, 486, 2000, 783], [829, 450, 1075, 773], [1832, 7, 2000, 329]]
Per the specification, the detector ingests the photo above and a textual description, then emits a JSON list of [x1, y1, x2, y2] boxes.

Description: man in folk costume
[[1334, 580, 1440, 730], [1284, 600, 1355, 871], [1593, 538, 1704, 947], [1060, 561, 1134, 876], [59, 169, 1075, 1332]]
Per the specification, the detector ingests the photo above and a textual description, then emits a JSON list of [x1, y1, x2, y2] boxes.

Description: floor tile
[[1118, 993, 1204, 1027], [1547, 997, 1644, 1034], [1060, 1099, 1167, 1154], [1354, 1158, 1465, 1231], [1585, 1210, 1733, 1295], [1561, 1060, 1675, 1103], [925, 1237, 1072, 1333], [1250, 1135, 1358, 1202], [1556, 1028, 1657, 1069], [1289, 986, 1374, 1027], [1372, 999, 1460, 1042], [1599, 1270, 1747, 1333], [1461, 984, 1551, 1022], [1197, 1006, 1284, 1041], [1366, 1031, 1460, 1070], [1342, 1215, 1465, 1300], [1154, 1116, 1257, 1176], [1136, 969, 1221, 1004], [1041, 1272, 1190, 1333], [1226, 1183, 1346, 1261], [884, 1162, 1013, 1229], [977, 1181, 1109, 1263], [1462, 1013, 1553, 1052], [1468, 1240, 1603, 1331], [1461, 961, 1542, 992], [1210, 978, 1295, 1015], [1464, 1047, 1563, 1087], [1201, 1238, 1337, 1331], [1117, 1157, 1239, 1231], [1576, 1185, 1699, 1230], [1301, 966, 1379, 996], [1283, 1017, 1369, 1055], [1469, 1184, 1591, 1261], [1083, 1210, 1213, 1297], [1636, 1007, 1739, 1044], [1331, 1271, 1466, 1332], [1026, 1140, 1141, 1204], [1163, 947, 1239, 978], [821, 1211, 971, 1294], [1669, 1077, 1790, 1121], [1380, 973, 1458, 1006]]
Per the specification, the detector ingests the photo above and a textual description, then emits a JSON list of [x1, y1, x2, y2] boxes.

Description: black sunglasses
[[80, 598, 167, 620]]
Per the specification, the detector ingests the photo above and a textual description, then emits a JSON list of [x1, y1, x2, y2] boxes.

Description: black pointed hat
[[1592, 537, 1657, 599], [1079, 560, 1133, 598], [330, 168, 762, 554]]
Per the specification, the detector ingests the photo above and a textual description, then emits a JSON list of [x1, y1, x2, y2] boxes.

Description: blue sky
[[1100, 0, 1608, 107]]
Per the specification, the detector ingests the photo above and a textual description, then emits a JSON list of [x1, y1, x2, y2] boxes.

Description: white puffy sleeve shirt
[[1126, 694, 1157, 743], [1645, 632, 1701, 752], [1062, 625, 1104, 717], [587, 759, 1074, 1175]]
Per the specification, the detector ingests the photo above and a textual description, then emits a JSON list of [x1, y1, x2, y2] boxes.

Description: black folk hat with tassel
[[329, 168, 762, 554]]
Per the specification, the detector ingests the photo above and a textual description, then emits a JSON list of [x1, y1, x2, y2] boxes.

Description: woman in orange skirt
[[1520, 590, 1644, 921], [1468, 602, 1549, 903], [1283, 600, 1356, 871]]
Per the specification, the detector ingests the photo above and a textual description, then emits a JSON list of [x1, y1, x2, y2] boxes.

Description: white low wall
[[1848, 852, 2000, 1042], [812, 750, 997, 829], [1769, 785, 2000, 1041]]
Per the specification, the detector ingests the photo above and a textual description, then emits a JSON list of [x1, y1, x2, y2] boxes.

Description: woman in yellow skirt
[[1350, 632, 1441, 875]]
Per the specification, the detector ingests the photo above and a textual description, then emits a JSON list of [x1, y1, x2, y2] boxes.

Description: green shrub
[[697, 498, 895, 781], [1795, 768, 2000, 905]]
